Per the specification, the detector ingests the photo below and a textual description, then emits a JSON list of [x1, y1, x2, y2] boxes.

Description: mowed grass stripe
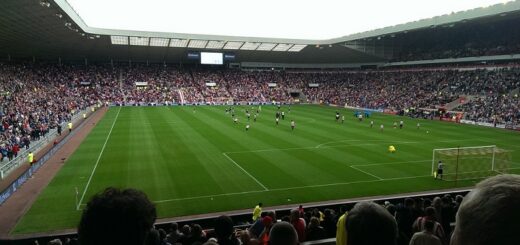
[[11, 105, 520, 235]]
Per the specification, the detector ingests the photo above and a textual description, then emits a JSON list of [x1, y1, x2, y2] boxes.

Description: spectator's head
[[192, 224, 204, 237], [423, 220, 435, 233], [346, 201, 397, 245], [451, 174, 520, 245], [425, 207, 436, 219], [262, 216, 273, 228], [269, 222, 298, 245], [266, 210, 277, 221], [214, 215, 235, 241], [309, 217, 320, 228], [289, 209, 300, 222], [181, 225, 191, 236], [169, 222, 179, 232], [78, 187, 156, 245]]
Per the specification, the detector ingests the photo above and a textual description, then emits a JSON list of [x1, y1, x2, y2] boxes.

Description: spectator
[[409, 220, 442, 245], [451, 174, 520, 245], [412, 207, 446, 243], [258, 216, 274, 245], [345, 201, 398, 245], [213, 215, 240, 245], [306, 216, 327, 241], [77, 187, 157, 245], [269, 222, 298, 245], [289, 209, 306, 242], [166, 222, 182, 244]]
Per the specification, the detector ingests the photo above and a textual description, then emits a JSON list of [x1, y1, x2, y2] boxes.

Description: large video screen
[[200, 52, 223, 65]]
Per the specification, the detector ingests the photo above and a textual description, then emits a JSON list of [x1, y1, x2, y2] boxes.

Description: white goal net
[[432, 145, 511, 181]]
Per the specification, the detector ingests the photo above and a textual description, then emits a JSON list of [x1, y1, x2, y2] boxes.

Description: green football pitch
[[12, 105, 520, 234]]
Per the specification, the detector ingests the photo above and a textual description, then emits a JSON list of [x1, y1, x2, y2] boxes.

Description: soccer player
[[336, 111, 340, 122], [388, 145, 396, 153], [399, 120, 403, 129], [234, 118, 238, 124], [254, 114, 257, 122], [342, 115, 345, 124], [276, 111, 280, 119], [417, 122, 420, 129], [380, 124, 384, 132], [281, 111, 285, 120], [291, 120, 295, 131], [393, 121, 397, 129], [358, 114, 363, 121], [246, 124, 250, 131], [370, 120, 374, 128], [436, 160, 444, 180], [68, 122, 72, 133], [275, 117, 279, 126], [247, 113, 251, 121]]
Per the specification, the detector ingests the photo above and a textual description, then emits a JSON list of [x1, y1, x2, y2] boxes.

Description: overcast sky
[[67, 0, 513, 40]]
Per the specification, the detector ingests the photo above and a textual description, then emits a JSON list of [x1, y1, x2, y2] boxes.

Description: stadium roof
[[67, 0, 514, 41], [0, 0, 519, 63]]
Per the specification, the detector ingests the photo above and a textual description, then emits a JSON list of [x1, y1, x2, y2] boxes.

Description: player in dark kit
[[281, 111, 285, 120], [336, 112, 340, 122], [435, 160, 444, 180], [399, 120, 403, 129], [276, 111, 280, 119]]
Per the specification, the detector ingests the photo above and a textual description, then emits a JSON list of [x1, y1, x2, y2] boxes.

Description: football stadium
[[1, 0, 520, 244]]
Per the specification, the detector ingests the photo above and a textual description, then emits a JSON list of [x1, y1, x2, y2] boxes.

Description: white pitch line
[[149, 174, 434, 204], [222, 153, 269, 191], [225, 138, 479, 154], [350, 165, 384, 180], [351, 160, 432, 167], [154, 189, 267, 203], [76, 107, 121, 210]]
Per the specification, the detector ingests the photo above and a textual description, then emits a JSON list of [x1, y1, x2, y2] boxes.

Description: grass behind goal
[[12, 105, 520, 235]]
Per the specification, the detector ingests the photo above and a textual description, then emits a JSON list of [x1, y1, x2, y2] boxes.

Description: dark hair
[[424, 220, 435, 232], [346, 201, 397, 245], [425, 207, 436, 218], [269, 222, 298, 245], [78, 187, 156, 245], [170, 222, 179, 232], [452, 174, 520, 245], [214, 215, 234, 240]]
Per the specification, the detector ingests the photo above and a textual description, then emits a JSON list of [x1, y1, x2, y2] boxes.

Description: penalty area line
[[222, 153, 269, 191], [150, 174, 434, 204]]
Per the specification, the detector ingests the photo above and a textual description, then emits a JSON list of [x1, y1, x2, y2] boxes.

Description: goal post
[[432, 145, 512, 181]]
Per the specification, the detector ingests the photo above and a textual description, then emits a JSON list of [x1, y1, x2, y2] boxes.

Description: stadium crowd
[[31, 174, 520, 245], [0, 63, 519, 160]]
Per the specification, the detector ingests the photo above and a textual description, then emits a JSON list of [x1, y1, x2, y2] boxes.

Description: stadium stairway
[[178, 89, 186, 105], [444, 95, 475, 111]]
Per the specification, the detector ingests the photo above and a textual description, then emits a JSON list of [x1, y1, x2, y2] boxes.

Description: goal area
[[432, 145, 512, 181]]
